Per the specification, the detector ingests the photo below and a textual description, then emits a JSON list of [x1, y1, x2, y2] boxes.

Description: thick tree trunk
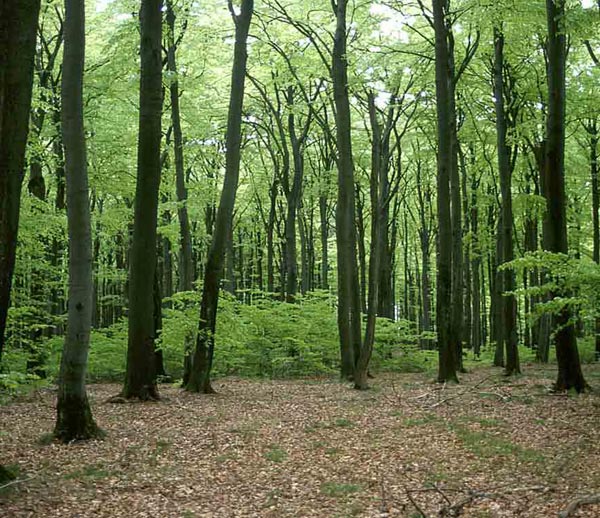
[[54, 0, 101, 442], [123, 0, 163, 400], [186, 0, 253, 393], [432, 0, 458, 382], [493, 27, 520, 375], [545, 0, 586, 392], [332, 0, 362, 379], [0, 0, 41, 363]]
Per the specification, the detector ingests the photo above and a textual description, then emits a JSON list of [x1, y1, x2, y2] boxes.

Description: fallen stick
[[0, 475, 36, 491], [558, 493, 600, 518]]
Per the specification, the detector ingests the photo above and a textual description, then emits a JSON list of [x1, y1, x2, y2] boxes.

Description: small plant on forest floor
[[64, 463, 111, 480], [264, 445, 288, 463], [402, 413, 440, 427], [451, 424, 544, 462], [320, 481, 362, 497]]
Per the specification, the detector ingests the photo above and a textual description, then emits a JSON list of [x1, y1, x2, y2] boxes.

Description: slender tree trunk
[[586, 121, 600, 360], [354, 93, 385, 389], [432, 0, 458, 382], [0, 0, 41, 363], [545, 0, 586, 392], [123, 0, 163, 400], [470, 176, 482, 356], [54, 0, 101, 442], [186, 0, 253, 393], [166, 1, 193, 294], [319, 194, 329, 290]]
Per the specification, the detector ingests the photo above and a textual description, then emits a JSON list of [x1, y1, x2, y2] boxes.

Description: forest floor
[[1, 364, 600, 518]]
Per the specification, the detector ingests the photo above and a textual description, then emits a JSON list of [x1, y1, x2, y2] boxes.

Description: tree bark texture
[[123, 0, 163, 400], [186, 0, 253, 393], [0, 0, 41, 363]]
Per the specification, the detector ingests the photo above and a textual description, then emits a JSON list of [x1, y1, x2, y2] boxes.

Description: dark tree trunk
[[319, 194, 329, 290], [332, 0, 362, 379], [0, 0, 41, 363], [166, 1, 193, 295], [123, 0, 163, 400], [354, 92, 386, 390], [54, 0, 101, 442], [432, 0, 458, 382], [493, 27, 520, 375], [585, 120, 600, 360], [545, 0, 586, 392], [186, 0, 253, 393], [470, 174, 482, 356], [356, 185, 368, 314]]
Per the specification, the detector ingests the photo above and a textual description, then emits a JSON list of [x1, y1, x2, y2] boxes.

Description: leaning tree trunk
[[332, 0, 362, 379], [545, 0, 586, 392], [0, 0, 41, 364], [493, 26, 520, 376], [432, 0, 458, 383], [122, 0, 163, 400], [54, 0, 101, 442], [186, 0, 253, 394]]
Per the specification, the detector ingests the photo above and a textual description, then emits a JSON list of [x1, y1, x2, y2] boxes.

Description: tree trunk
[[332, 0, 362, 379], [54, 0, 101, 442], [186, 0, 253, 393], [585, 120, 600, 360], [545, 0, 586, 392], [493, 27, 520, 375], [123, 0, 163, 400], [0, 0, 41, 363], [166, 1, 194, 295], [432, 0, 458, 382]]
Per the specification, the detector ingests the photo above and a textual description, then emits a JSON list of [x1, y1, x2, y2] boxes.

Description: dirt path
[[1, 365, 599, 517]]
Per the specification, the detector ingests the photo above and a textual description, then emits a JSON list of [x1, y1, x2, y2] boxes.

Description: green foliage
[[263, 445, 288, 463], [320, 481, 362, 497]]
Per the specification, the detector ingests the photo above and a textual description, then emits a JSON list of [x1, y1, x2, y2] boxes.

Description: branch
[[558, 494, 600, 518]]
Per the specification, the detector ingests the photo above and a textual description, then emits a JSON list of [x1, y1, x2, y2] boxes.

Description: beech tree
[[54, 0, 101, 442], [186, 0, 254, 394], [123, 0, 164, 400], [0, 0, 41, 363], [545, 0, 587, 392]]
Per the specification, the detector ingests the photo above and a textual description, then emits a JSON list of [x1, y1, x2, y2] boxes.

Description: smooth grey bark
[[0, 0, 41, 364], [545, 0, 586, 392], [432, 0, 458, 383], [54, 0, 101, 442], [123, 0, 163, 400], [186, 0, 253, 393]]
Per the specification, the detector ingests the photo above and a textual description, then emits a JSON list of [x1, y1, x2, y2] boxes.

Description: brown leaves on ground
[[1, 364, 599, 518]]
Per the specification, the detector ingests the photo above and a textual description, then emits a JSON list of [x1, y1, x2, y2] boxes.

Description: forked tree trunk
[[0, 0, 41, 363], [123, 0, 163, 400], [186, 0, 253, 393], [55, 0, 101, 442]]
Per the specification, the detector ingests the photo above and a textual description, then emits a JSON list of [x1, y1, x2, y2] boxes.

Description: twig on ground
[[428, 377, 492, 409], [557, 493, 600, 518], [406, 489, 431, 518], [0, 475, 36, 491]]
